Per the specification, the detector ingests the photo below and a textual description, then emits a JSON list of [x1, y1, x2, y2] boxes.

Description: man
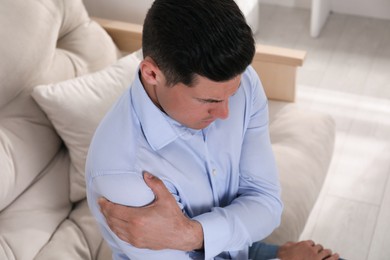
[[86, 0, 340, 259]]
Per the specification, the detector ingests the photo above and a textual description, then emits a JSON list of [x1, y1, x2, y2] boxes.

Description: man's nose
[[211, 101, 229, 119]]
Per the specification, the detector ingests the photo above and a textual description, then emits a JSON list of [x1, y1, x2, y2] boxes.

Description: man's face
[[155, 74, 241, 130]]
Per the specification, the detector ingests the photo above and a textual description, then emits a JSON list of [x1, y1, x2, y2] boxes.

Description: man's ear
[[139, 57, 161, 86]]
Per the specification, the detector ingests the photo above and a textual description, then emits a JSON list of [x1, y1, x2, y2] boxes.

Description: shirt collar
[[130, 70, 201, 150]]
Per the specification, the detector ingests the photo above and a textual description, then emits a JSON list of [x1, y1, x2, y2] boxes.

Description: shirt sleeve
[[89, 173, 193, 260], [193, 66, 283, 259]]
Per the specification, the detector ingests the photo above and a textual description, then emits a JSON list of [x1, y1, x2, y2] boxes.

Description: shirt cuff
[[193, 211, 230, 260]]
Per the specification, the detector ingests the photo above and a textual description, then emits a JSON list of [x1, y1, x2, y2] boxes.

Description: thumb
[[143, 171, 170, 200]]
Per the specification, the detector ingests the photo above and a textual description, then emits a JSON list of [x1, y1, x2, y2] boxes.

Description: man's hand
[[277, 240, 340, 260], [98, 172, 204, 251]]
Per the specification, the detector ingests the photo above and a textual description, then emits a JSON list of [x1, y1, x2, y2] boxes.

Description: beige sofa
[[0, 0, 335, 259]]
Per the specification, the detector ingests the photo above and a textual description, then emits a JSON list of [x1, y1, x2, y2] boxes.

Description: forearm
[[194, 191, 283, 259]]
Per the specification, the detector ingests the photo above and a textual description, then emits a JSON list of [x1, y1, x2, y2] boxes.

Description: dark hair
[[142, 0, 255, 86]]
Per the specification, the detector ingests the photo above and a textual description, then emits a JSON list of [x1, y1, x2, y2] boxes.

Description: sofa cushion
[[34, 200, 106, 260], [0, 0, 120, 257], [265, 101, 335, 244], [32, 52, 142, 202], [0, 149, 72, 260]]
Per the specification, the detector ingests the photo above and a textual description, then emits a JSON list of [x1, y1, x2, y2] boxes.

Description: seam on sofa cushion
[[0, 237, 15, 260]]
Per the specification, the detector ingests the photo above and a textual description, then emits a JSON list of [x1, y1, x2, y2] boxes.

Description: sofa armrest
[[93, 17, 306, 102], [93, 17, 143, 54], [253, 45, 305, 102]]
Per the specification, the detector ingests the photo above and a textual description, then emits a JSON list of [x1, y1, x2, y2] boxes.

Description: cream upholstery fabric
[[0, 150, 71, 260], [266, 102, 335, 243], [0, 0, 118, 208], [0, 0, 119, 259]]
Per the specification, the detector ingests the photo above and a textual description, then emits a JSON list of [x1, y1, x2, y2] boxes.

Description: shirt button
[[212, 169, 217, 176]]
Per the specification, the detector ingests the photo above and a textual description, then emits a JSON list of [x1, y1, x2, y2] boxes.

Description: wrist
[[190, 220, 204, 250], [181, 219, 204, 251]]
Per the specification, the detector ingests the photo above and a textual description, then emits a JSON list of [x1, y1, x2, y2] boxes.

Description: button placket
[[203, 148, 219, 207]]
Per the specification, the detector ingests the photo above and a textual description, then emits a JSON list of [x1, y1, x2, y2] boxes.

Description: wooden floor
[[255, 4, 390, 260]]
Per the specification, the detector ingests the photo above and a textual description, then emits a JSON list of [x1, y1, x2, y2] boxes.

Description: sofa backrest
[[0, 1, 121, 258], [0, 0, 119, 210]]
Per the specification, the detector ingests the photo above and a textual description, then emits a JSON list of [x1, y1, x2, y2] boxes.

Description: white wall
[[260, 0, 390, 20]]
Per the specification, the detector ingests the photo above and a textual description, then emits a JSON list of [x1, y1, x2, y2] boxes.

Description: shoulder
[[86, 90, 140, 177], [240, 65, 267, 103], [242, 65, 260, 84]]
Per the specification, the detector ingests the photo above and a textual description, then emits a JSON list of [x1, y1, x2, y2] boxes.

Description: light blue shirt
[[86, 65, 283, 260]]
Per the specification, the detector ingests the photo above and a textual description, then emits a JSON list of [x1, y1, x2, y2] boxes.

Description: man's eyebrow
[[197, 81, 242, 103]]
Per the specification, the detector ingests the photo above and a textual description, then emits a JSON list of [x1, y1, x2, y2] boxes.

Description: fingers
[[305, 240, 315, 246], [304, 240, 341, 260], [98, 197, 132, 221], [98, 198, 126, 235], [318, 248, 331, 257], [283, 241, 295, 247], [105, 211, 128, 233], [326, 253, 340, 260], [98, 197, 108, 208], [313, 243, 324, 253], [320, 250, 340, 260], [98, 197, 111, 218], [98, 198, 142, 244], [314, 243, 340, 260], [143, 171, 154, 180], [143, 171, 171, 201]]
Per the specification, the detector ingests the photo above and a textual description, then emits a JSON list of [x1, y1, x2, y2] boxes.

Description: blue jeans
[[249, 242, 279, 260]]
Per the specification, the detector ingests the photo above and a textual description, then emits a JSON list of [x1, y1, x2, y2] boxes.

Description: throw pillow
[[32, 51, 142, 202]]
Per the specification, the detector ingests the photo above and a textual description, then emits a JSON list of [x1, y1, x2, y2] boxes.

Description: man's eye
[[198, 99, 209, 104], [198, 99, 221, 104]]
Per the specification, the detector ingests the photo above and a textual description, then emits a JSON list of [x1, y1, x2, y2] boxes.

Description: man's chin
[[182, 119, 215, 130], [197, 120, 215, 129]]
